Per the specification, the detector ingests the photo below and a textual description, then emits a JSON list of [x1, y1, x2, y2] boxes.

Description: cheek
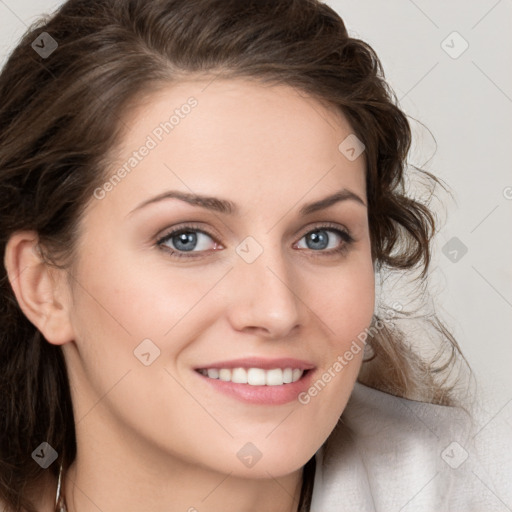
[[66, 243, 233, 423], [297, 253, 375, 403], [72, 239, 226, 340], [65, 241, 231, 436], [305, 254, 375, 345]]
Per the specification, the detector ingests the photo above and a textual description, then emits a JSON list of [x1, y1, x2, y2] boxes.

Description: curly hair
[[0, 0, 470, 510]]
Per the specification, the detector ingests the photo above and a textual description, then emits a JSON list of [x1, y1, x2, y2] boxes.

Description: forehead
[[95, 77, 366, 217]]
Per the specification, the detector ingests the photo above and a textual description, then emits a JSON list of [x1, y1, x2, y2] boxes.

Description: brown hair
[[0, 0, 470, 510]]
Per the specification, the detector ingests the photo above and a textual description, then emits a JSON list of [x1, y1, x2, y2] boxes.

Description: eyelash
[[156, 222, 355, 260]]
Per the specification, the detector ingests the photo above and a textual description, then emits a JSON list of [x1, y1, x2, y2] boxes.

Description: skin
[[5, 78, 375, 512]]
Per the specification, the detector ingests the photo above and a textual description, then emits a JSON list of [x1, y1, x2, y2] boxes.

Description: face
[[63, 78, 375, 478]]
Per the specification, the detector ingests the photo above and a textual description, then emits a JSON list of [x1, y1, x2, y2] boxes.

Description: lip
[[193, 357, 316, 405], [194, 357, 315, 371]]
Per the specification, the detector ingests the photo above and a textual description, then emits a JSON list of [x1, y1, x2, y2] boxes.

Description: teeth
[[231, 367, 247, 384], [219, 369, 231, 381], [198, 367, 305, 385], [248, 368, 266, 385], [265, 368, 283, 386], [207, 369, 219, 379], [292, 369, 303, 382], [283, 368, 293, 383]]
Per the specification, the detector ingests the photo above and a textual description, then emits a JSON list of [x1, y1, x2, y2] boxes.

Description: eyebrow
[[127, 187, 367, 217]]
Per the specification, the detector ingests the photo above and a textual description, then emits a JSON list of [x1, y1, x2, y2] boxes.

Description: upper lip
[[194, 357, 315, 371]]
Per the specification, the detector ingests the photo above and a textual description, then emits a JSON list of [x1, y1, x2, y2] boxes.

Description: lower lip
[[195, 369, 315, 405]]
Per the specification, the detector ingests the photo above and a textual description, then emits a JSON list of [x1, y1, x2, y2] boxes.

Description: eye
[[294, 224, 354, 257], [156, 224, 221, 258]]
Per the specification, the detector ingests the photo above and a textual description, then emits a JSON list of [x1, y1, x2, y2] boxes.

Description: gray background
[[1, 0, 510, 423]]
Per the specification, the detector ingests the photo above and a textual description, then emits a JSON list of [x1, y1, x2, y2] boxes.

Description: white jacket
[[310, 382, 512, 511]]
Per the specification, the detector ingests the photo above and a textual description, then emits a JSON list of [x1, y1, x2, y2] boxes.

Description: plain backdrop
[[0, 1, 510, 428]]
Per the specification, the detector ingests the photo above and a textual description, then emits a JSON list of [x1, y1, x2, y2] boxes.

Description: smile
[[196, 367, 305, 386]]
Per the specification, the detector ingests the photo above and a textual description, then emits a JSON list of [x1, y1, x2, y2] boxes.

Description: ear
[[3, 231, 75, 346]]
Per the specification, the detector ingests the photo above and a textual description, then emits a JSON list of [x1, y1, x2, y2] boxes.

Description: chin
[[212, 435, 320, 479]]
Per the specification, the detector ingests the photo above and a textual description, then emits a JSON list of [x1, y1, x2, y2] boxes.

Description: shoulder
[[310, 382, 511, 512]]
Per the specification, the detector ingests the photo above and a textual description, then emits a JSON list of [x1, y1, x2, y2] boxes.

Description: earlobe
[[3, 231, 75, 346]]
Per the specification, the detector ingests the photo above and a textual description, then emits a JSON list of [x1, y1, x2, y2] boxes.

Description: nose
[[225, 241, 303, 339]]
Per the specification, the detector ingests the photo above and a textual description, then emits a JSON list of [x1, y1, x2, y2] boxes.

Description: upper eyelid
[[156, 224, 220, 245]]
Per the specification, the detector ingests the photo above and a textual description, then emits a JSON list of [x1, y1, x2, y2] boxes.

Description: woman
[[0, 1, 504, 511]]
